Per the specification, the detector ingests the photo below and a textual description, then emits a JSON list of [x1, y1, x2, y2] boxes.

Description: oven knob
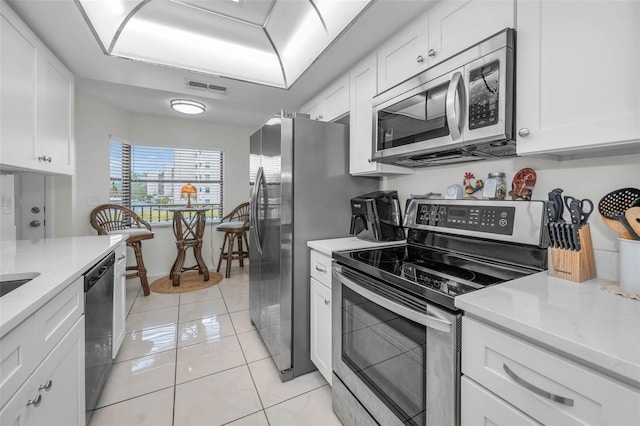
[[499, 218, 508, 227]]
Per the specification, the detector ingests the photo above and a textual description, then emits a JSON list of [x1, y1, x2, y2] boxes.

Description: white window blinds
[[110, 140, 224, 222]]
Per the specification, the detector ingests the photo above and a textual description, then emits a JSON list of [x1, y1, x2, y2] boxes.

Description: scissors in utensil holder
[[564, 196, 593, 226]]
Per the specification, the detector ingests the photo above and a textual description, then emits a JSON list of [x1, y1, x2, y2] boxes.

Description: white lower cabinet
[[461, 376, 541, 426], [113, 242, 126, 358], [462, 317, 640, 425], [0, 317, 84, 426], [309, 249, 333, 385], [0, 277, 85, 425]]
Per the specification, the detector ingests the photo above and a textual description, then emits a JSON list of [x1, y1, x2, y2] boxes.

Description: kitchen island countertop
[[456, 272, 640, 388], [1, 235, 126, 336]]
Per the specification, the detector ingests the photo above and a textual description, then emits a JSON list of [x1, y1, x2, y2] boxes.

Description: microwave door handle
[[333, 267, 452, 333], [446, 71, 466, 140]]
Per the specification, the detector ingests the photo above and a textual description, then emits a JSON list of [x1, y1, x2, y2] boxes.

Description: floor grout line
[[95, 268, 335, 426]]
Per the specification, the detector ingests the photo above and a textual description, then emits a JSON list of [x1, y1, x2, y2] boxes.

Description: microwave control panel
[[468, 60, 500, 130], [415, 203, 515, 235]]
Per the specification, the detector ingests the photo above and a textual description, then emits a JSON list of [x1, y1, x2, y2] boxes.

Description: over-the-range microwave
[[373, 28, 515, 167]]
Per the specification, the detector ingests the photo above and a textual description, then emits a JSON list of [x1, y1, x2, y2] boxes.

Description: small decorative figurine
[[463, 172, 484, 198], [509, 168, 537, 200]]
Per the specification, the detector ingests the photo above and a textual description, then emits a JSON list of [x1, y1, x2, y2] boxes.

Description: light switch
[[87, 195, 100, 206], [1, 195, 12, 215]]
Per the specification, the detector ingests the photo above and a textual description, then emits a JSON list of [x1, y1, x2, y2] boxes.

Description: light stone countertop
[[307, 236, 405, 257], [455, 272, 640, 388], [1, 235, 126, 336]]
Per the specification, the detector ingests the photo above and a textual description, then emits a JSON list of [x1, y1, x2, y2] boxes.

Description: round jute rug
[[150, 271, 223, 294]]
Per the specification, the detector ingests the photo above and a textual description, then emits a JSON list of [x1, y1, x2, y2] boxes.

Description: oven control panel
[[414, 203, 515, 235], [404, 199, 546, 246]]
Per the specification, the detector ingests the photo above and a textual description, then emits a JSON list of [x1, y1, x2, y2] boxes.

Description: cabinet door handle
[[315, 265, 327, 273], [324, 299, 330, 305], [416, 55, 425, 63], [518, 128, 530, 137], [503, 364, 574, 406], [39, 380, 53, 391], [27, 394, 42, 407], [428, 49, 436, 57], [117, 255, 126, 261]]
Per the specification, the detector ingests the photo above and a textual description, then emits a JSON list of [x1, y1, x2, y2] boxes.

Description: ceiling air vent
[[186, 80, 228, 95]]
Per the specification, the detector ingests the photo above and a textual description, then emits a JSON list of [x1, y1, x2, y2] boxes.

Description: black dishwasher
[[84, 252, 114, 421]]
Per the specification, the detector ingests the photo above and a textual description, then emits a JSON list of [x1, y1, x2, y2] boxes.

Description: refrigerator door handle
[[251, 166, 265, 254]]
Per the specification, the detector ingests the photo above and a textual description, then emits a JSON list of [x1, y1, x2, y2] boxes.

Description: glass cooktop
[[334, 244, 534, 310]]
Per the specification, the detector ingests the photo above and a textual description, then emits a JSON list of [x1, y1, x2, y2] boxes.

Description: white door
[[16, 174, 46, 240]]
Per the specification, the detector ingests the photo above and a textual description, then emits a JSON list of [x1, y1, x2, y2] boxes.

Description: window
[[110, 140, 223, 222]]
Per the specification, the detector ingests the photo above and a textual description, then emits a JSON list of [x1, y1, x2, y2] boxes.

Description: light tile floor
[[89, 266, 342, 426]]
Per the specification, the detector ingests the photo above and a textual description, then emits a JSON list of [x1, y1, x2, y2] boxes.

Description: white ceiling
[[7, 0, 439, 130]]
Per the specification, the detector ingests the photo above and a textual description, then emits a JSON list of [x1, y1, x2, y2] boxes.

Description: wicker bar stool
[[90, 204, 154, 296], [216, 202, 249, 278]]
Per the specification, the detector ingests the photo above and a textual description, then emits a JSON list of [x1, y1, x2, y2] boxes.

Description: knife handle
[[569, 200, 582, 226]]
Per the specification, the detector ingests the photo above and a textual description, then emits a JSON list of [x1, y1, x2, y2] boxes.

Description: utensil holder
[[548, 224, 596, 283], [619, 237, 640, 294]]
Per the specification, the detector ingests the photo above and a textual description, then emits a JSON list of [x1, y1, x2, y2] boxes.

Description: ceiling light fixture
[[170, 99, 205, 115], [75, 0, 372, 89]]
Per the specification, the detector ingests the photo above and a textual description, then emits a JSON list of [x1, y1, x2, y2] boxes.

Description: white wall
[[0, 174, 16, 244], [381, 154, 640, 279], [67, 91, 253, 276]]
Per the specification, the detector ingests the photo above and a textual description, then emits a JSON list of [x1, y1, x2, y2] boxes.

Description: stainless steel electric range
[[331, 199, 548, 426]]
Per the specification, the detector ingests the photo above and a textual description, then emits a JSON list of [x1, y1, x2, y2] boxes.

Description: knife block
[[548, 224, 596, 283]]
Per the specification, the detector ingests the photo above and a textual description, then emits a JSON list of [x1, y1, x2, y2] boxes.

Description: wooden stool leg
[[193, 242, 210, 281], [217, 232, 228, 273], [242, 232, 250, 260], [225, 233, 236, 279], [172, 243, 186, 287], [130, 241, 150, 296], [237, 232, 245, 268]]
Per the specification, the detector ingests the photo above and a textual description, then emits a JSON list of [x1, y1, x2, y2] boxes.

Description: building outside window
[[110, 140, 224, 222]]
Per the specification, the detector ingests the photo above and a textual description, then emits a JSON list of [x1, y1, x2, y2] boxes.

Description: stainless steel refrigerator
[[249, 113, 377, 382]]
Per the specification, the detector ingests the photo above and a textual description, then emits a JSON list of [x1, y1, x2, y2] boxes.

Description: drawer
[[461, 376, 541, 426], [35, 276, 84, 360], [0, 316, 36, 409], [310, 250, 331, 288], [462, 317, 640, 426]]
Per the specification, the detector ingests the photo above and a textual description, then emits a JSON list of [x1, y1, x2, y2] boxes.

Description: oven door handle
[[333, 268, 452, 333]]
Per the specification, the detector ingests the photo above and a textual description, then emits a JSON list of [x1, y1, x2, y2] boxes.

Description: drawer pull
[[503, 364, 574, 407], [315, 265, 327, 273], [117, 255, 126, 261], [27, 394, 42, 407], [39, 380, 53, 391]]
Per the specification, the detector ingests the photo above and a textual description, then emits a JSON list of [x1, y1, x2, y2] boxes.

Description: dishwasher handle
[[85, 253, 115, 292]]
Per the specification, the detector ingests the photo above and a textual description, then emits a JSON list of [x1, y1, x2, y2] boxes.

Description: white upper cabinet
[[299, 97, 322, 121], [376, 0, 514, 94], [376, 15, 429, 94], [37, 48, 74, 175], [321, 74, 349, 122], [349, 54, 412, 176], [1, 5, 37, 171], [0, 1, 75, 175], [516, 0, 640, 157], [300, 74, 349, 122], [427, 0, 514, 67]]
